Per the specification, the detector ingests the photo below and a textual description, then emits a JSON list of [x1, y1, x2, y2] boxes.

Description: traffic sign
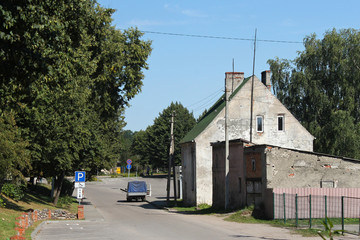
[[75, 171, 86, 182], [75, 182, 85, 188], [126, 164, 132, 170], [126, 159, 132, 164], [77, 188, 83, 199]]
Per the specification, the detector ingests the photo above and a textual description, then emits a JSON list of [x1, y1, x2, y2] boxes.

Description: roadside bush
[[60, 179, 74, 196], [1, 183, 24, 201], [56, 195, 73, 209], [197, 203, 211, 209], [89, 175, 98, 182], [0, 195, 5, 207]]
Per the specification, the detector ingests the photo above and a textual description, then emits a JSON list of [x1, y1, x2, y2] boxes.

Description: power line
[[186, 88, 223, 108], [131, 29, 302, 44], [188, 90, 224, 114]]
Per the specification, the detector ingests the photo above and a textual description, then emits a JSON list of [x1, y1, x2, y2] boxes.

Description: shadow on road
[[115, 199, 169, 211], [81, 200, 93, 205]]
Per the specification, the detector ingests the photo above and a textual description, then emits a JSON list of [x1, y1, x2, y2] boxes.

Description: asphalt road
[[32, 177, 356, 240]]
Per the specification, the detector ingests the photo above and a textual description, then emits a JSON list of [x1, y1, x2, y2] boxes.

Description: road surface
[[32, 177, 355, 240]]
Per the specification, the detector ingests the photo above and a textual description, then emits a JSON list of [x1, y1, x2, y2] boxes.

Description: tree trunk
[[53, 173, 65, 205], [29, 176, 35, 185]]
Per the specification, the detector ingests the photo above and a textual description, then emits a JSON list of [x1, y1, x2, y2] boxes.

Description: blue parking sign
[[75, 171, 86, 182]]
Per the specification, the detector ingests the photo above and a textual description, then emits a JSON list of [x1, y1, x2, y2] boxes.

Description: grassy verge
[[173, 203, 229, 215], [171, 204, 345, 238], [0, 183, 78, 240]]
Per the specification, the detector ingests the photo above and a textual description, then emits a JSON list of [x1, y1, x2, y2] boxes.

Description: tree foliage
[[131, 129, 150, 167], [132, 102, 196, 168], [267, 28, 360, 158], [0, 0, 151, 203], [0, 112, 30, 185]]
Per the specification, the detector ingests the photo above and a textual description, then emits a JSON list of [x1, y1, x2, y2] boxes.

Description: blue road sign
[[75, 171, 86, 182], [126, 164, 132, 170], [126, 159, 132, 164]]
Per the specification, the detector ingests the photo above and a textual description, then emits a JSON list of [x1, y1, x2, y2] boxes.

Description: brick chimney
[[225, 72, 244, 94], [261, 70, 271, 90]]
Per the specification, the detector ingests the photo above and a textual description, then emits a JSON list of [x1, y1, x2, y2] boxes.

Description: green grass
[[287, 217, 359, 225], [0, 183, 78, 240], [110, 173, 138, 178], [170, 204, 353, 237], [173, 202, 231, 215], [224, 207, 350, 237]]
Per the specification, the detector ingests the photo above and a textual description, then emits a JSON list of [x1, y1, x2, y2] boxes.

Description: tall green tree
[[132, 102, 196, 168], [131, 130, 150, 168], [267, 28, 360, 158], [0, 0, 151, 203], [0, 111, 30, 186], [118, 130, 134, 165]]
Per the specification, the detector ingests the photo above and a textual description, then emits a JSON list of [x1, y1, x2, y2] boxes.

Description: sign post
[[75, 171, 86, 204], [126, 159, 132, 178], [127, 164, 132, 178]]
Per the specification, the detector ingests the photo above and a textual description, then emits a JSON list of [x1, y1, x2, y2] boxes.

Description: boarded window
[[246, 179, 262, 194], [246, 181, 254, 193], [321, 180, 335, 188]]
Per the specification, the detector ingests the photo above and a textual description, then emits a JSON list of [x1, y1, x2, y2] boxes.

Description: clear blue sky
[[97, 0, 360, 132]]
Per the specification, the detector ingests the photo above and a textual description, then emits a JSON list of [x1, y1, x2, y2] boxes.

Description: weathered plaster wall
[[229, 77, 314, 151], [264, 146, 360, 188], [195, 132, 218, 205], [181, 142, 196, 206]]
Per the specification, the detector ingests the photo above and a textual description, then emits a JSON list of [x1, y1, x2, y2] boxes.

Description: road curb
[[30, 220, 46, 240]]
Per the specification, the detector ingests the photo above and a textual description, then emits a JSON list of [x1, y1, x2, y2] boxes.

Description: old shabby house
[[212, 142, 360, 218], [180, 71, 314, 206]]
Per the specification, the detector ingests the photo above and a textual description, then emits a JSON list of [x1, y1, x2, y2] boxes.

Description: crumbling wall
[[265, 147, 360, 189]]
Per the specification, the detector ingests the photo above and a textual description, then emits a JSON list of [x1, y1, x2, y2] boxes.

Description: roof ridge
[[181, 76, 251, 143]]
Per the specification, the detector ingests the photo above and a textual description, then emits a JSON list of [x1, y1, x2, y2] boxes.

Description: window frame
[[256, 116, 264, 132], [277, 114, 285, 131]]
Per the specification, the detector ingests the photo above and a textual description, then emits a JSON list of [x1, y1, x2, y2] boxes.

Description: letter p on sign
[[75, 171, 86, 182]]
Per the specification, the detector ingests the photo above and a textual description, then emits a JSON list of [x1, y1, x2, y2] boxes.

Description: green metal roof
[[181, 76, 251, 143]]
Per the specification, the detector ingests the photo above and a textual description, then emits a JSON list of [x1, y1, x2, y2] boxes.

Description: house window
[[278, 115, 284, 131], [256, 116, 263, 132]]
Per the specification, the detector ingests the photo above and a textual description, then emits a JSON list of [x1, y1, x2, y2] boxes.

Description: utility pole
[[166, 111, 176, 203], [249, 29, 257, 143], [224, 62, 232, 210]]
